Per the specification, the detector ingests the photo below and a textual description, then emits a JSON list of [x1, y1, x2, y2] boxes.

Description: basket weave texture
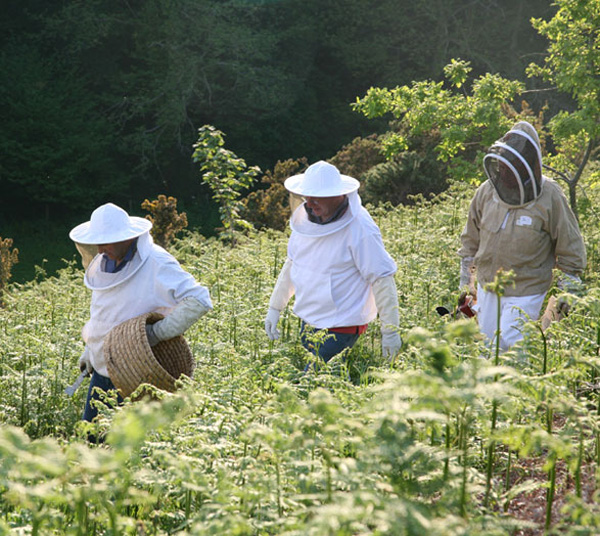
[[105, 311, 195, 398]]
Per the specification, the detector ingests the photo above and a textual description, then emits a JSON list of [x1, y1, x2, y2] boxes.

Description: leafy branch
[[192, 125, 260, 245]]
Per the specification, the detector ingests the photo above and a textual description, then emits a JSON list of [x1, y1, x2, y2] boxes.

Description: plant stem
[[545, 455, 557, 532]]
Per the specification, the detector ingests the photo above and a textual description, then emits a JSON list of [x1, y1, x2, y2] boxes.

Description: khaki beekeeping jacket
[[82, 232, 212, 376], [287, 191, 397, 328], [458, 178, 586, 297]]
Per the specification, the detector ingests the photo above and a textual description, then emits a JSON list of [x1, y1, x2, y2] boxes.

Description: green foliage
[[443, 58, 471, 89], [2, 183, 600, 532], [329, 135, 387, 181], [1, 0, 556, 219], [354, 0, 599, 214], [242, 158, 307, 231], [192, 125, 260, 244], [360, 132, 448, 206], [141, 195, 188, 250], [0, 42, 123, 216], [527, 0, 600, 136], [0, 237, 18, 307], [526, 0, 600, 212], [353, 61, 526, 184]]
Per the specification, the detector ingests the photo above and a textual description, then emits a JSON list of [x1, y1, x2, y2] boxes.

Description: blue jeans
[[300, 322, 360, 365], [83, 371, 123, 423]]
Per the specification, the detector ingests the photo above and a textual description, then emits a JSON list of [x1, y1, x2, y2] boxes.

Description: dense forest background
[[1, 0, 560, 279]]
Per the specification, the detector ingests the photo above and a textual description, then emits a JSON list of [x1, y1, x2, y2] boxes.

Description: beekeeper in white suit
[[264, 161, 402, 365], [458, 121, 586, 351], [70, 203, 212, 422]]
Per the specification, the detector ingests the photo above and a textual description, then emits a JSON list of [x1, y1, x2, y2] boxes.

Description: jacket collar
[[84, 232, 153, 291], [290, 191, 361, 237]]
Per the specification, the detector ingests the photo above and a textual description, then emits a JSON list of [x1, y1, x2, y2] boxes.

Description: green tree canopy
[[0, 42, 123, 217], [0, 0, 557, 220], [527, 0, 600, 209], [353, 0, 599, 215]]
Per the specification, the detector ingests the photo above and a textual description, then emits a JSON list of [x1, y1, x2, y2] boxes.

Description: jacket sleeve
[[351, 227, 397, 284], [155, 253, 213, 311], [549, 185, 587, 276], [458, 188, 482, 259], [268, 258, 295, 311]]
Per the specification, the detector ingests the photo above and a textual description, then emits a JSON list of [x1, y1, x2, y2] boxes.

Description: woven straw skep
[[105, 312, 195, 398]]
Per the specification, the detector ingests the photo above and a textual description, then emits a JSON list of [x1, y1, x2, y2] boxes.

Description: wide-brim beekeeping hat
[[284, 161, 359, 197], [69, 203, 152, 245]]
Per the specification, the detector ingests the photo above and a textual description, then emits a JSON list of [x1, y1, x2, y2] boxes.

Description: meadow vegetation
[[2, 180, 600, 534]]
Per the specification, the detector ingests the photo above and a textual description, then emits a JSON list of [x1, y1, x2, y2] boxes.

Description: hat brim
[[69, 217, 152, 245], [284, 173, 360, 197]]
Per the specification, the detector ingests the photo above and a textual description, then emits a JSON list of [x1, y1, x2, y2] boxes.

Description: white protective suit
[[272, 191, 397, 330], [82, 231, 212, 376]]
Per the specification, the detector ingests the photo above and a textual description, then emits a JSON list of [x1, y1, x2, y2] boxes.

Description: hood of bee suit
[[483, 121, 543, 206]]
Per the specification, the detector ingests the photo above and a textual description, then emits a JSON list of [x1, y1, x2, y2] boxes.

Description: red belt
[[328, 324, 368, 335]]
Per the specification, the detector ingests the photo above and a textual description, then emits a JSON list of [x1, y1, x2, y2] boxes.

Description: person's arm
[[78, 346, 93, 373], [551, 187, 587, 278], [146, 297, 211, 346], [265, 258, 295, 341], [548, 184, 587, 315], [459, 256, 475, 289], [372, 275, 402, 360], [146, 256, 213, 346], [458, 190, 482, 293]]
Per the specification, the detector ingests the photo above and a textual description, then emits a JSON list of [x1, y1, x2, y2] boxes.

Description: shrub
[[0, 237, 18, 307], [242, 158, 308, 231], [141, 195, 188, 250], [361, 148, 448, 205], [328, 131, 449, 206], [329, 134, 386, 179]]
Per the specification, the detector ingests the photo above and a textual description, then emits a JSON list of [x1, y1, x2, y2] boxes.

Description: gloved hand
[[457, 291, 476, 318], [146, 324, 161, 347], [381, 330, 402, 359], [459, 256, 475, 290], [145, 297, 211, 347], [78, 347, 93, 374], [373, 275, 402, 361], [264, 258, 294, 342], [556, 273, 584, 316], [557, 273, 583, 293], [264, 307, 281, 340]]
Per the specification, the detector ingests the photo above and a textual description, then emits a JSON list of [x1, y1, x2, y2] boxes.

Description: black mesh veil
[[483, 128, 542, 206]]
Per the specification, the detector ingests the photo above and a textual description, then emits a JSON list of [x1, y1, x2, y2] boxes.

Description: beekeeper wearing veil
[[458, 121, 586, 350]]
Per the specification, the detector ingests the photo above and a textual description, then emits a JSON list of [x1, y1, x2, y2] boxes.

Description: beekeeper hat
[[69, 203, 152, 245], [284, 161, 359, 197]]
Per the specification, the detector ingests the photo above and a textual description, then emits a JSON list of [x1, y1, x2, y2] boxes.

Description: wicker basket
[[105, 311, 195, 398]]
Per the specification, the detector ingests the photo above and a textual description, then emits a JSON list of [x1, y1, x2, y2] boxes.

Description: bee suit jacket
[[458, 177, 586, 297], [81, 231, 212, 376], [284, 191, 397, 328]]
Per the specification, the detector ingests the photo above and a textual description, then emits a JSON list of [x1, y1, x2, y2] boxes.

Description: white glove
[[381, 331, 402, 359], [145, 297, 211, 347], [372, 275, 402, 359], [78, 347, 93, 374], [264, 307, 281, 340], [459, 256, 474, 289], [264, 258, 294, 341]]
